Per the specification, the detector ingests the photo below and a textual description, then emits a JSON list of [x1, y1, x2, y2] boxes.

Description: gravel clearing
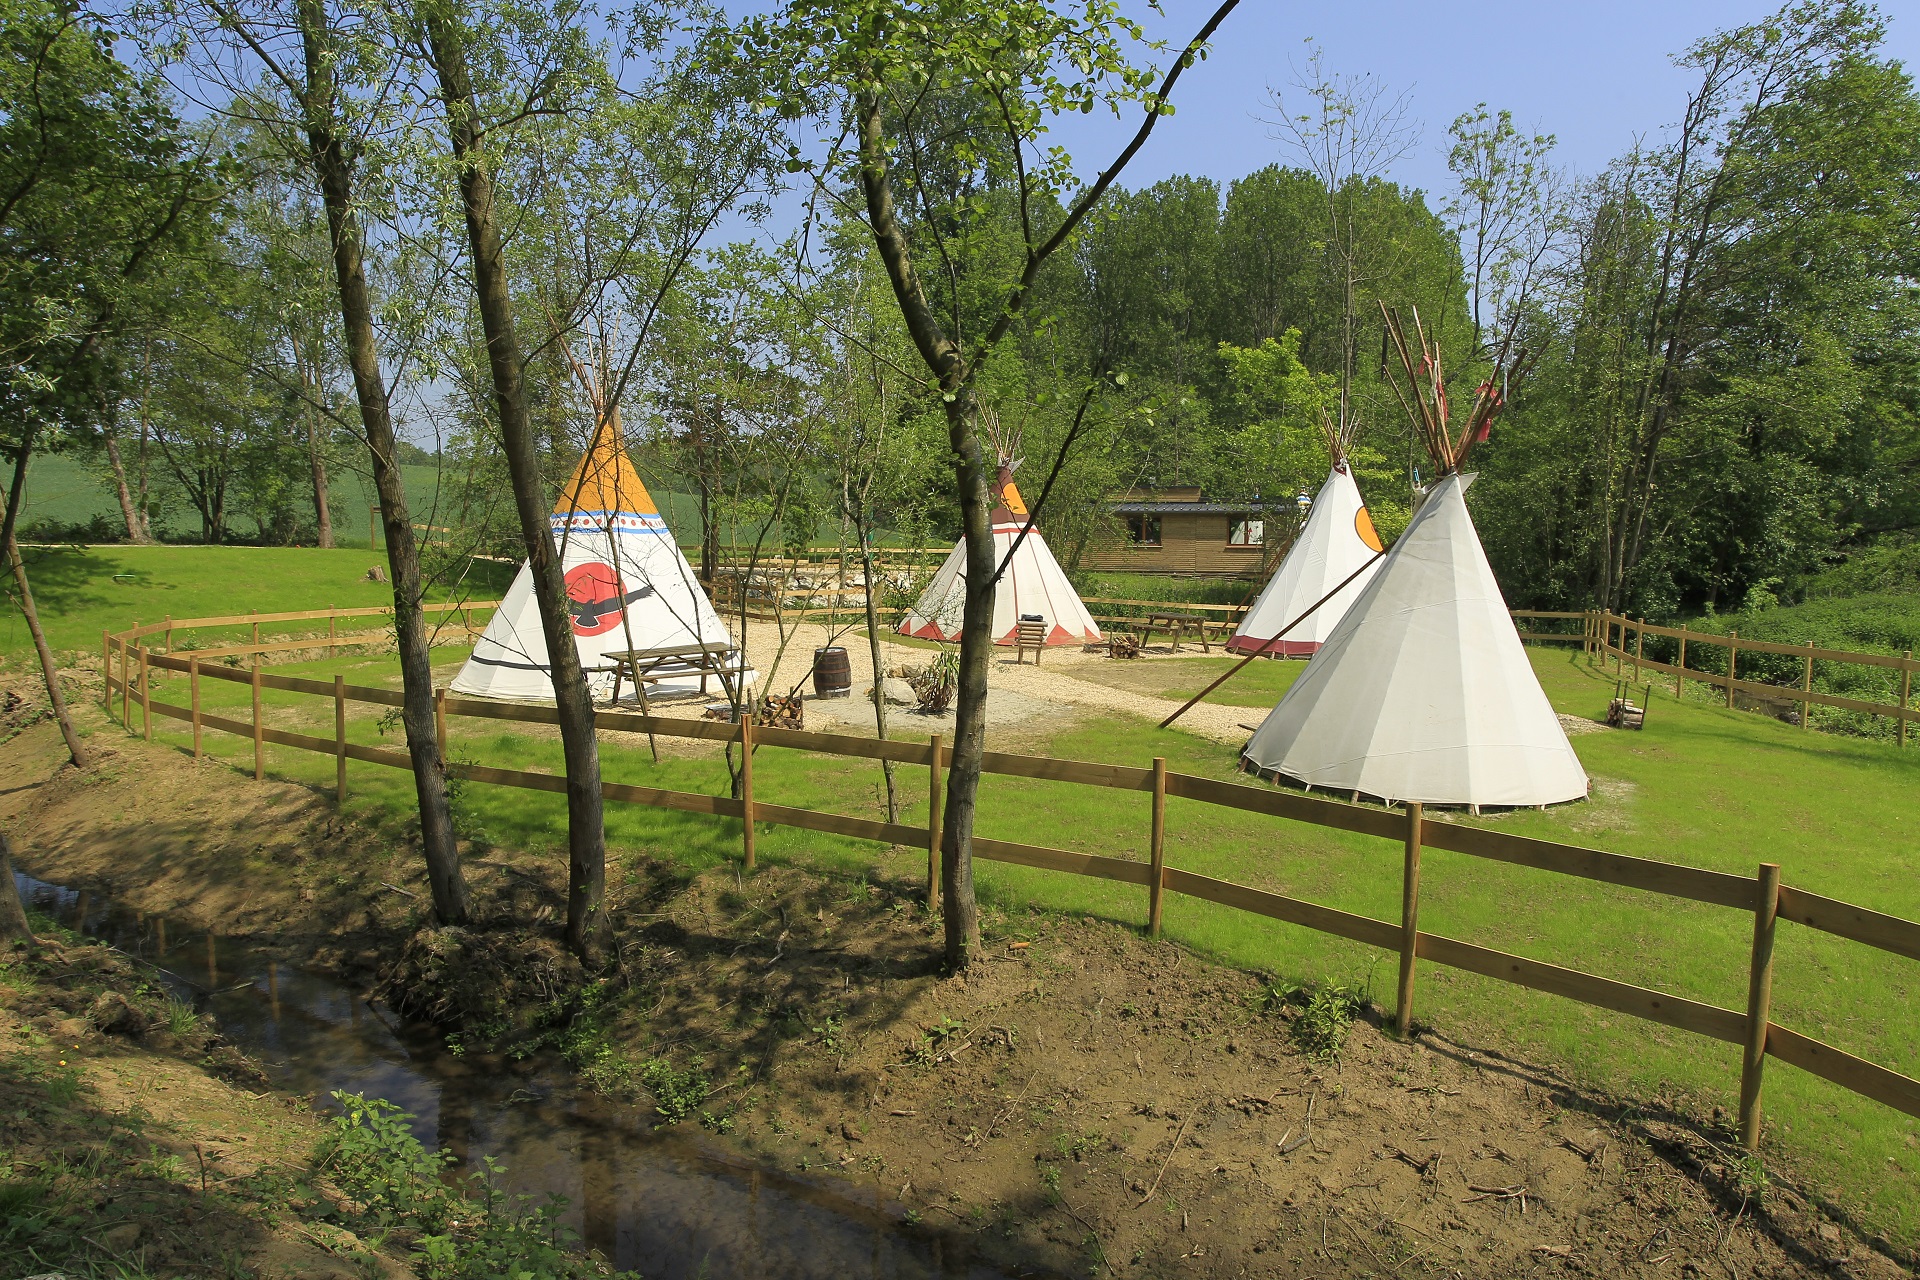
[[655, 619, 1263, 748]]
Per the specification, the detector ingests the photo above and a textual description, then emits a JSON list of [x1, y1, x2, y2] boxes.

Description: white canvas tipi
[[451, 421, 743, 702], [898, 465, 1102, 647], [1240, 307, 1587, 808], [1228, 460, 1384, 656]]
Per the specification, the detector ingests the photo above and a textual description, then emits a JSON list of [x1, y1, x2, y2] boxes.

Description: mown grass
[[2, 544, 518, 664], [91, 610, 1920, 1241]]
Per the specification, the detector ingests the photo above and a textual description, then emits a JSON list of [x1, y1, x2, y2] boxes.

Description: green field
[[0, 545, 519, 664], [25, 547, 1920, 1240]]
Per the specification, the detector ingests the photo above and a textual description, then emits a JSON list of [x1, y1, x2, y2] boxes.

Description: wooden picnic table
[[603, 641, 748, 710], [1139, 611, 1212, 653]]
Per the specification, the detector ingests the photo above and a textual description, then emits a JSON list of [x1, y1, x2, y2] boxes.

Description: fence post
[[927, 733, 944, 910], [1676, 626, 1687, 700], [1633, 620, 1644, 681], [1801, 641, 1814, 731], [334, 675, 346, 803], [164, 614, 173, 654], [1727, 631, 1739, 709], [329, 605, 336, 649], [120, 637, 131, 730], [251, 661, 264, 782], [434, 687, 448, 759], [1148, 757, 1167, 937], [1901, 652, 1912, 749], [139, 646, 151, 741], [1738, 862, 1782, 1150], [190, 657, 202, 759], [251, 610, 259, 652], [101, 629, 111, 708], [1397, 802, 1424, 1037], [739, 716, 756, 869]]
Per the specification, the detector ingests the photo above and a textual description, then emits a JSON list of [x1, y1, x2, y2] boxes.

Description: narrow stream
[[14, 873, 1040, 1280]]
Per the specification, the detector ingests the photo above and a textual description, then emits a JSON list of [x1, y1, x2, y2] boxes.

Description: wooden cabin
[[1081, 487, 1280, 578]]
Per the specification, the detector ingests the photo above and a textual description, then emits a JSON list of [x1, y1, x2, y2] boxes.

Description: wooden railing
[[96, 606, 1920, 1150], [1519, 609, 1918, 747]]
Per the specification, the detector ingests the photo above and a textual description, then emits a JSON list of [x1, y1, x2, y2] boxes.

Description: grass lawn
[[51, 551, 1920, 1241], [2, 544, 519, 664]]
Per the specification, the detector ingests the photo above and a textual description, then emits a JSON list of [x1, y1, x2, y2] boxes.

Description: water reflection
[[14, 873, 1039, 1279]]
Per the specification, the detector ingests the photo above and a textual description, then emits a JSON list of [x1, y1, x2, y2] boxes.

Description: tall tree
[[741, 0, 1241, 968], [178, 0, 475, 921], [412, 0, 611, 961], [1, 0, 211, 767]]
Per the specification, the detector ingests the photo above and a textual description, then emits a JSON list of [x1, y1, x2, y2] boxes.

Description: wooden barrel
[[812, 646, 852, 699]]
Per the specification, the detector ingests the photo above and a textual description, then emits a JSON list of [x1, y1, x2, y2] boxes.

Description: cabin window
[[1227, 517, 1264, 547], [1126, 514, 1162, 546]]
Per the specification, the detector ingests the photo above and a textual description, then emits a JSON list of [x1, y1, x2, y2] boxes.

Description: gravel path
[[666, 619, 1265, 748]]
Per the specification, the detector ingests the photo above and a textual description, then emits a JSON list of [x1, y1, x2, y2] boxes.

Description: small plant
[[811, 1015, 843, 1052], [637, 1058, 710, 1125], [1037, 1162, 1062, 1204], [1267, 981, 1369, 1063], [165, 995, 200, 1036]]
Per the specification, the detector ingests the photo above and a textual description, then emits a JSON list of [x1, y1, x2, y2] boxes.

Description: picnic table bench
[[1139, 611, 1213, 653], [602, 641, 748, 711]]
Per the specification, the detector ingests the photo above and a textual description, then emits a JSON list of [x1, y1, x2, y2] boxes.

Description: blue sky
[[980, 0, 1920, 204]]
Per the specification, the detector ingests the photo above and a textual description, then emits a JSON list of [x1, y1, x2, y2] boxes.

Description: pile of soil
[[2, 687, 1912, 1278]]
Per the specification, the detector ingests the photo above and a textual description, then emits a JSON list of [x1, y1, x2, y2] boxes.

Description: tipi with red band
[[450, 420, 744, 702], [898, 465, 1102, 647], [1229, 460, 1383, 657]]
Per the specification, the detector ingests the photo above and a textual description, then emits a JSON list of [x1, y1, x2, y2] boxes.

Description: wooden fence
[[1514, 610, 1917, 747], [95, 604, 1920, 1151]]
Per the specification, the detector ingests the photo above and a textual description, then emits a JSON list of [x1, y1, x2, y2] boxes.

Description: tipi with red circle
[[451, 421, 741, 702]]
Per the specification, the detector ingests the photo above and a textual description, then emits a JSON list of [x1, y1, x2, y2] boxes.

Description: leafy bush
[[321, 1091, 626, 1280]]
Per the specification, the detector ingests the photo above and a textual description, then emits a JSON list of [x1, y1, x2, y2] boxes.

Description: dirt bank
[[2, 688, 1912, 1280]]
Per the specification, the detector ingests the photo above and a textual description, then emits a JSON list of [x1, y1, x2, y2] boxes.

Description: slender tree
[[413, 0, 608, 961], [740, 0, 1241, 967]]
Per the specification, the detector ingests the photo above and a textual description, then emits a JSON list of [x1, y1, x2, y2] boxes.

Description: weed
[[321, 1091, 630, 1280], [811, 1015, 843, 1052], [1037, 1162, 1062, 1204], [164, 996, 199, 1036], [1266, 982, 1369, 1063], [636, 1059, 710, 1125]]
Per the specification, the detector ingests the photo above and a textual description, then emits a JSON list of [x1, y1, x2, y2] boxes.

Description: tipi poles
[[1159, 549, 1384, 729]]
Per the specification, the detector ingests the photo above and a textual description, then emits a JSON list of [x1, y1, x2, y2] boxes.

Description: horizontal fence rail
[[93, 604, 1920, 1150], [1556, 609, 1917, 745]]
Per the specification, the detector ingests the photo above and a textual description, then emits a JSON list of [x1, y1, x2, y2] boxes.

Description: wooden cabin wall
[[1081, 511, 1268, 578]]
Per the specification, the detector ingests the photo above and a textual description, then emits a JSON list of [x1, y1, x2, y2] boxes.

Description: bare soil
[[2, 687, 1912, 1280]]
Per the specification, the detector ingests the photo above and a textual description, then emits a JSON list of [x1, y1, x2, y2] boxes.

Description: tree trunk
[[6, 533, 89, 769], [0, 832, 34, 947], [1, 444, 87, 769], [297, 0, 470, 925], [938, 388, 991, 966], [103, 422, 150, 544], [420, 4, 607, 966]]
